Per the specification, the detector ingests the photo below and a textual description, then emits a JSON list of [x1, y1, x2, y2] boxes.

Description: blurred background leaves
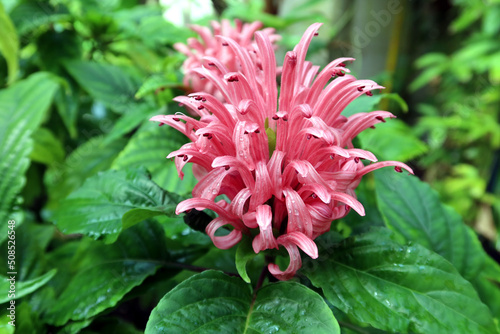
[[0, 0, 499, 332]]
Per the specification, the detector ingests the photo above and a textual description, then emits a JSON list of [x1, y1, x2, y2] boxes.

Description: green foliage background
[[0, 0, 499, 333]]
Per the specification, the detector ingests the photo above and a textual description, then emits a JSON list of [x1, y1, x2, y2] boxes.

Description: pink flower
[[175, 19, 281, 101], [153, 23, 413, 280]]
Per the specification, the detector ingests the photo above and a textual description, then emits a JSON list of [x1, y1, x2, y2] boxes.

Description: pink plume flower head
[[155, 23, 413, 281], [175, 19, 281, 101]]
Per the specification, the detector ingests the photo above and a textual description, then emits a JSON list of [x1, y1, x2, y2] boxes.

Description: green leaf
[[0, 221, 54, 282], [303, 228, 497, 334], [146, 270, 340, 333], [374, 169, 500, 317], [53, 168, 182, 243], [36, 29, 82, 73], [102, 104, 156, 145], [9, 2, 71, 35], [374, 169, 487, 281], [0, 2, 18, 84], [135, 73, 179, 99], [54, 79, 79, 138], [30, 127, 65, 165], [16, 302, 45, 334], [341, 92, 426, 162], [358, 119, 428, 162], [43, 221, 168, 326], [341, 93, 407, 118], [64, 60, 142, 114], [471, 272, 500, 318], [0, 72, 59, 244], [235, 236, 257, 283], [112, 122, 197, 194], [0, 309, 15, 334], [44, 136, 127, 210], [0, 269, 57, 303]]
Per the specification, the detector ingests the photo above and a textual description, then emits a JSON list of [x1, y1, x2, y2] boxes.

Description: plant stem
[[255, 265, 268, 291]]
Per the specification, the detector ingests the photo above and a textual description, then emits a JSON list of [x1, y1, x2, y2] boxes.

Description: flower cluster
[[174, 19, 280, 101], [153, 22, 413, 280]]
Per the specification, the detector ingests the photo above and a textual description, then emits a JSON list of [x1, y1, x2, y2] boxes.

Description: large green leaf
[[0, 2, 18, 84], [303, 228, 496, 334], [341, 93, 426, 162], [9, 2, 71, 35], [146, 270, 340, 333], [44, 136, 127, 210], [0, 72, 59, 243], [64, 60, 142, 114], [30, 127, 65, 165], [112, 122, 197, 194], [0, 221, 54, 282], [358, 119, 428, 162], [374, 169, 492, 281], [0, 269, 57, 303], [375, 167, 500, 316], [102, 103, 157, 145], [135, 73, 179, 99], [43, 221, 168, 326], [53, 167, 182, 243]]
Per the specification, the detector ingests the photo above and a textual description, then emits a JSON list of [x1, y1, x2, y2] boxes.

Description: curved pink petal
[[283, 187, 313, 237], [268, 241, 301, 281], [279, 231, 318, 259], [249, 161, 272, 211], [176, 198, 245, 230], [356, 161, 414, 179], [331, 191, 365, 216], [206, 218, 242, 249], [192, 167, 231, 200], [252, 205, 278, 252], [212, 155, 255, 189]]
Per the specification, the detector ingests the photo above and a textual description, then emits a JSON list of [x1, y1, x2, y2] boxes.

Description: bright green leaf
[[358, 119, 428, 162], [0, 2, 18, 84], [43, 221, 168, 326], [9, 2, 71, 35], [146, 270, 340, 333], [374, 169, 488, 280], [44, 136, 127, 210], [112, 122, 197, 194], [64, 60, 142, 114], [235, 236, 257, 283], [30, 127, 65, 165], [135, 73, 179, 99], [0, 72, 59, 244], [53, 168, 182, 243], [303, 228, 496, 334], [0, 269, 57, 303]]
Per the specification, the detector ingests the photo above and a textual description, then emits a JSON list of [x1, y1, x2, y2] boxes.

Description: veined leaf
[[374, 169, 492, 281], [53, 168, 182, 243], [44, 136, 127, 210], [359, 119, 427, 162], [112, 122, 197, 195], [43, 221, 168, 326], [146, 270, 340, 333], [374, 168, 500, 316], [0, 72, 59, 244], [64, 60, 142, 114], [30, 127, 65, 165], [0, 2, 18, 84], [0, 269, 57, 303], [303, 228, 496, 334], [135, 73, 179, 99], [235, 236, 258, 283], [9, 2, 71, 35]]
